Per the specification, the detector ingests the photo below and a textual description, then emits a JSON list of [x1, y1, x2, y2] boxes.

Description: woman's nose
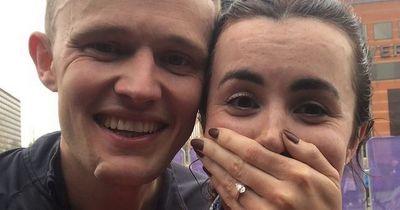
[[254, 109, 287, 154]]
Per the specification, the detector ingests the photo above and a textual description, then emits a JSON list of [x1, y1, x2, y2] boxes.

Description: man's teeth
[[102, 117, 159, 133]]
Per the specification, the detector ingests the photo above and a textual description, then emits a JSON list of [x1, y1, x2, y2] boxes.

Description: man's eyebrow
[[218, 69, 265, 88], [69, 25, 207, 55], [70, 25, 132, 41], [290, 78, 339, 98], [163, 35, 208, 58]]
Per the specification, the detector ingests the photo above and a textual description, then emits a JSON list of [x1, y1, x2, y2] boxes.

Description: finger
[[201, 137, 340, 209], [281, 132, 342, 206], [236, 187, 275, 210], [203, 156, 244, 210], [282, 132, 340, 186], [203, 129, 342, 209], [205, 158, 273, 210], [200, 138, 280, 197], [210, 178, 243, 210], [209, 128, 301, 179]]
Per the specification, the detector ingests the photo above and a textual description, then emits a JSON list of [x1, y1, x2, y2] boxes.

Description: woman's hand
[[192, 128, 342, 210]]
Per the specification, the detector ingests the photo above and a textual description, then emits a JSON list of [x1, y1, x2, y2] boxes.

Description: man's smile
[[94, 114, 166, 138]]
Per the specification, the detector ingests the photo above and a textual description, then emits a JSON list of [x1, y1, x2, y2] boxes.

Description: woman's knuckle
[[272, 190, 296, 209], [242, 144, 259, 163], [230, 157, 245, 179], [291, 168, 313, 188]]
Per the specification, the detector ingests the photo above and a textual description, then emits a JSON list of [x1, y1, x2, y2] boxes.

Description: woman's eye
[[226, 92, 260, 110], [294, 102, 328, 117]]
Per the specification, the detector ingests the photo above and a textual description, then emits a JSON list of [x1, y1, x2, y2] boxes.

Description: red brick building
[[349, 0, 400, 136]]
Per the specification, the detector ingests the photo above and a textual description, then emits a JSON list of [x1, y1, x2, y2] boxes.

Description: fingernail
[[191, 139, 204, 151], [194, 149, 204, 158], [282, 129, 300, 144], [203, 166, 212, 176], [208, 128, 219, 139]]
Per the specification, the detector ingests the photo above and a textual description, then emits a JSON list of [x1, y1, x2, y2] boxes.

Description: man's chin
[[93, 161, 162, 186]]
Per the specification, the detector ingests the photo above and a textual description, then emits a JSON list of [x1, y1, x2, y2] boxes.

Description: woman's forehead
[[212, 17, 356, 100]]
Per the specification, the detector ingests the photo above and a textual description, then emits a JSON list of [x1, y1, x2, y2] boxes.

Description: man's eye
[[82, 42, 126, 60], [163, 53, 189, 66], [294, 102, 328, 117], [226, 92, 260, 110], [158, 52, 195, 75]]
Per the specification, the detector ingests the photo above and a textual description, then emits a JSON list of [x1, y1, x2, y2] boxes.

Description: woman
[[191, 0, 373, 209]]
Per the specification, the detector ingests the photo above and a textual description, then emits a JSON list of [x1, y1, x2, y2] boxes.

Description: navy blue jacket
[[0, 132, 209, 210]]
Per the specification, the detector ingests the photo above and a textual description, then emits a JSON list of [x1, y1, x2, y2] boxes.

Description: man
[[0, 0, 217, 209]]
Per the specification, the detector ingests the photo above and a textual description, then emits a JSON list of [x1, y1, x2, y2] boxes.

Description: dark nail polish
[[191, 139, 204, 151], [202, 166, 212, 176], [194, 149, 204, 158], [208, 128, 219, 139], [282, 129, 300, 144]]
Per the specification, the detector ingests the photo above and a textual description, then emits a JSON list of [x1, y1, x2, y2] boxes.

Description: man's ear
[[29, 32, 57, 92], [345, 123, 368, 164]]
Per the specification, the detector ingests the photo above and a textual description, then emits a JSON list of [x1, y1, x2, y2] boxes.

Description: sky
[[0, 1, 59, 147]]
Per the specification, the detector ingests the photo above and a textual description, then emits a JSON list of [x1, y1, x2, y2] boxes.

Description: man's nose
[[255, 109, 286, 154], [113, 48, 162, 108]]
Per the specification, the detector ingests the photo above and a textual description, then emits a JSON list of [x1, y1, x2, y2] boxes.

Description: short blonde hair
[[45, 0, 221, 44], [44, 0, 63, 43]]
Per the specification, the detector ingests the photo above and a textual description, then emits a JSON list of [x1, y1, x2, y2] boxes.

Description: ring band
[[235, 183, 246, 194]]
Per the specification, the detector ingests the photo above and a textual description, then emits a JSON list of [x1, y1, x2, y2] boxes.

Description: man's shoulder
[[0, 145, 32, 196], [0, 131, 61, 178], [0, 148, 26, 187], [0, 132, 61, 208]]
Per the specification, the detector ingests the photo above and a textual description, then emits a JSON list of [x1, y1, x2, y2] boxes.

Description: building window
[[388, 89, 400, 136], [374, 22, 392, 40], [371, 62, 400, 80]]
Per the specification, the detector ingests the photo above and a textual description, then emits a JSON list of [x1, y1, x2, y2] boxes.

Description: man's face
[[48, 0, 215, 184]]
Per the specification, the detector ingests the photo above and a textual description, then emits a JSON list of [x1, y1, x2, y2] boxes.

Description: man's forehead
[[52, 0, 216, 16], [51, 0, 73, 19], [51, 0, 216, 54], [51, 0, 216, 34]]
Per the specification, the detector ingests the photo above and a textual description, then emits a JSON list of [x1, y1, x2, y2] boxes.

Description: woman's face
[[205, 17, 358, 176]]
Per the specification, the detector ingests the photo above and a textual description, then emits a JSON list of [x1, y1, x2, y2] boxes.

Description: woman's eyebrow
[[290, 78, 339, 99], [218, 69, 265, 88]]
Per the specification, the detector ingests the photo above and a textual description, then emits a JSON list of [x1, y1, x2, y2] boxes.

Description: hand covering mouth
[[94, 114, 166, 138]]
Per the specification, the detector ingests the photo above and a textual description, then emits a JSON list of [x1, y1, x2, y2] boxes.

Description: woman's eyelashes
[[225, 92, 260, 114], [223, 90, 335, 123], [293, 101, 330, 123]]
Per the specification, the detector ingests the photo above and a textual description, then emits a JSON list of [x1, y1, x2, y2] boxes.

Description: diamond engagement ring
[[235, 183, 246, 194]]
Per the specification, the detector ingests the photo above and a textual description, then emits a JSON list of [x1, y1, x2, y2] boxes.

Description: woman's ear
[[345, 123, 368, 164], [29, 32, 57, 92]]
